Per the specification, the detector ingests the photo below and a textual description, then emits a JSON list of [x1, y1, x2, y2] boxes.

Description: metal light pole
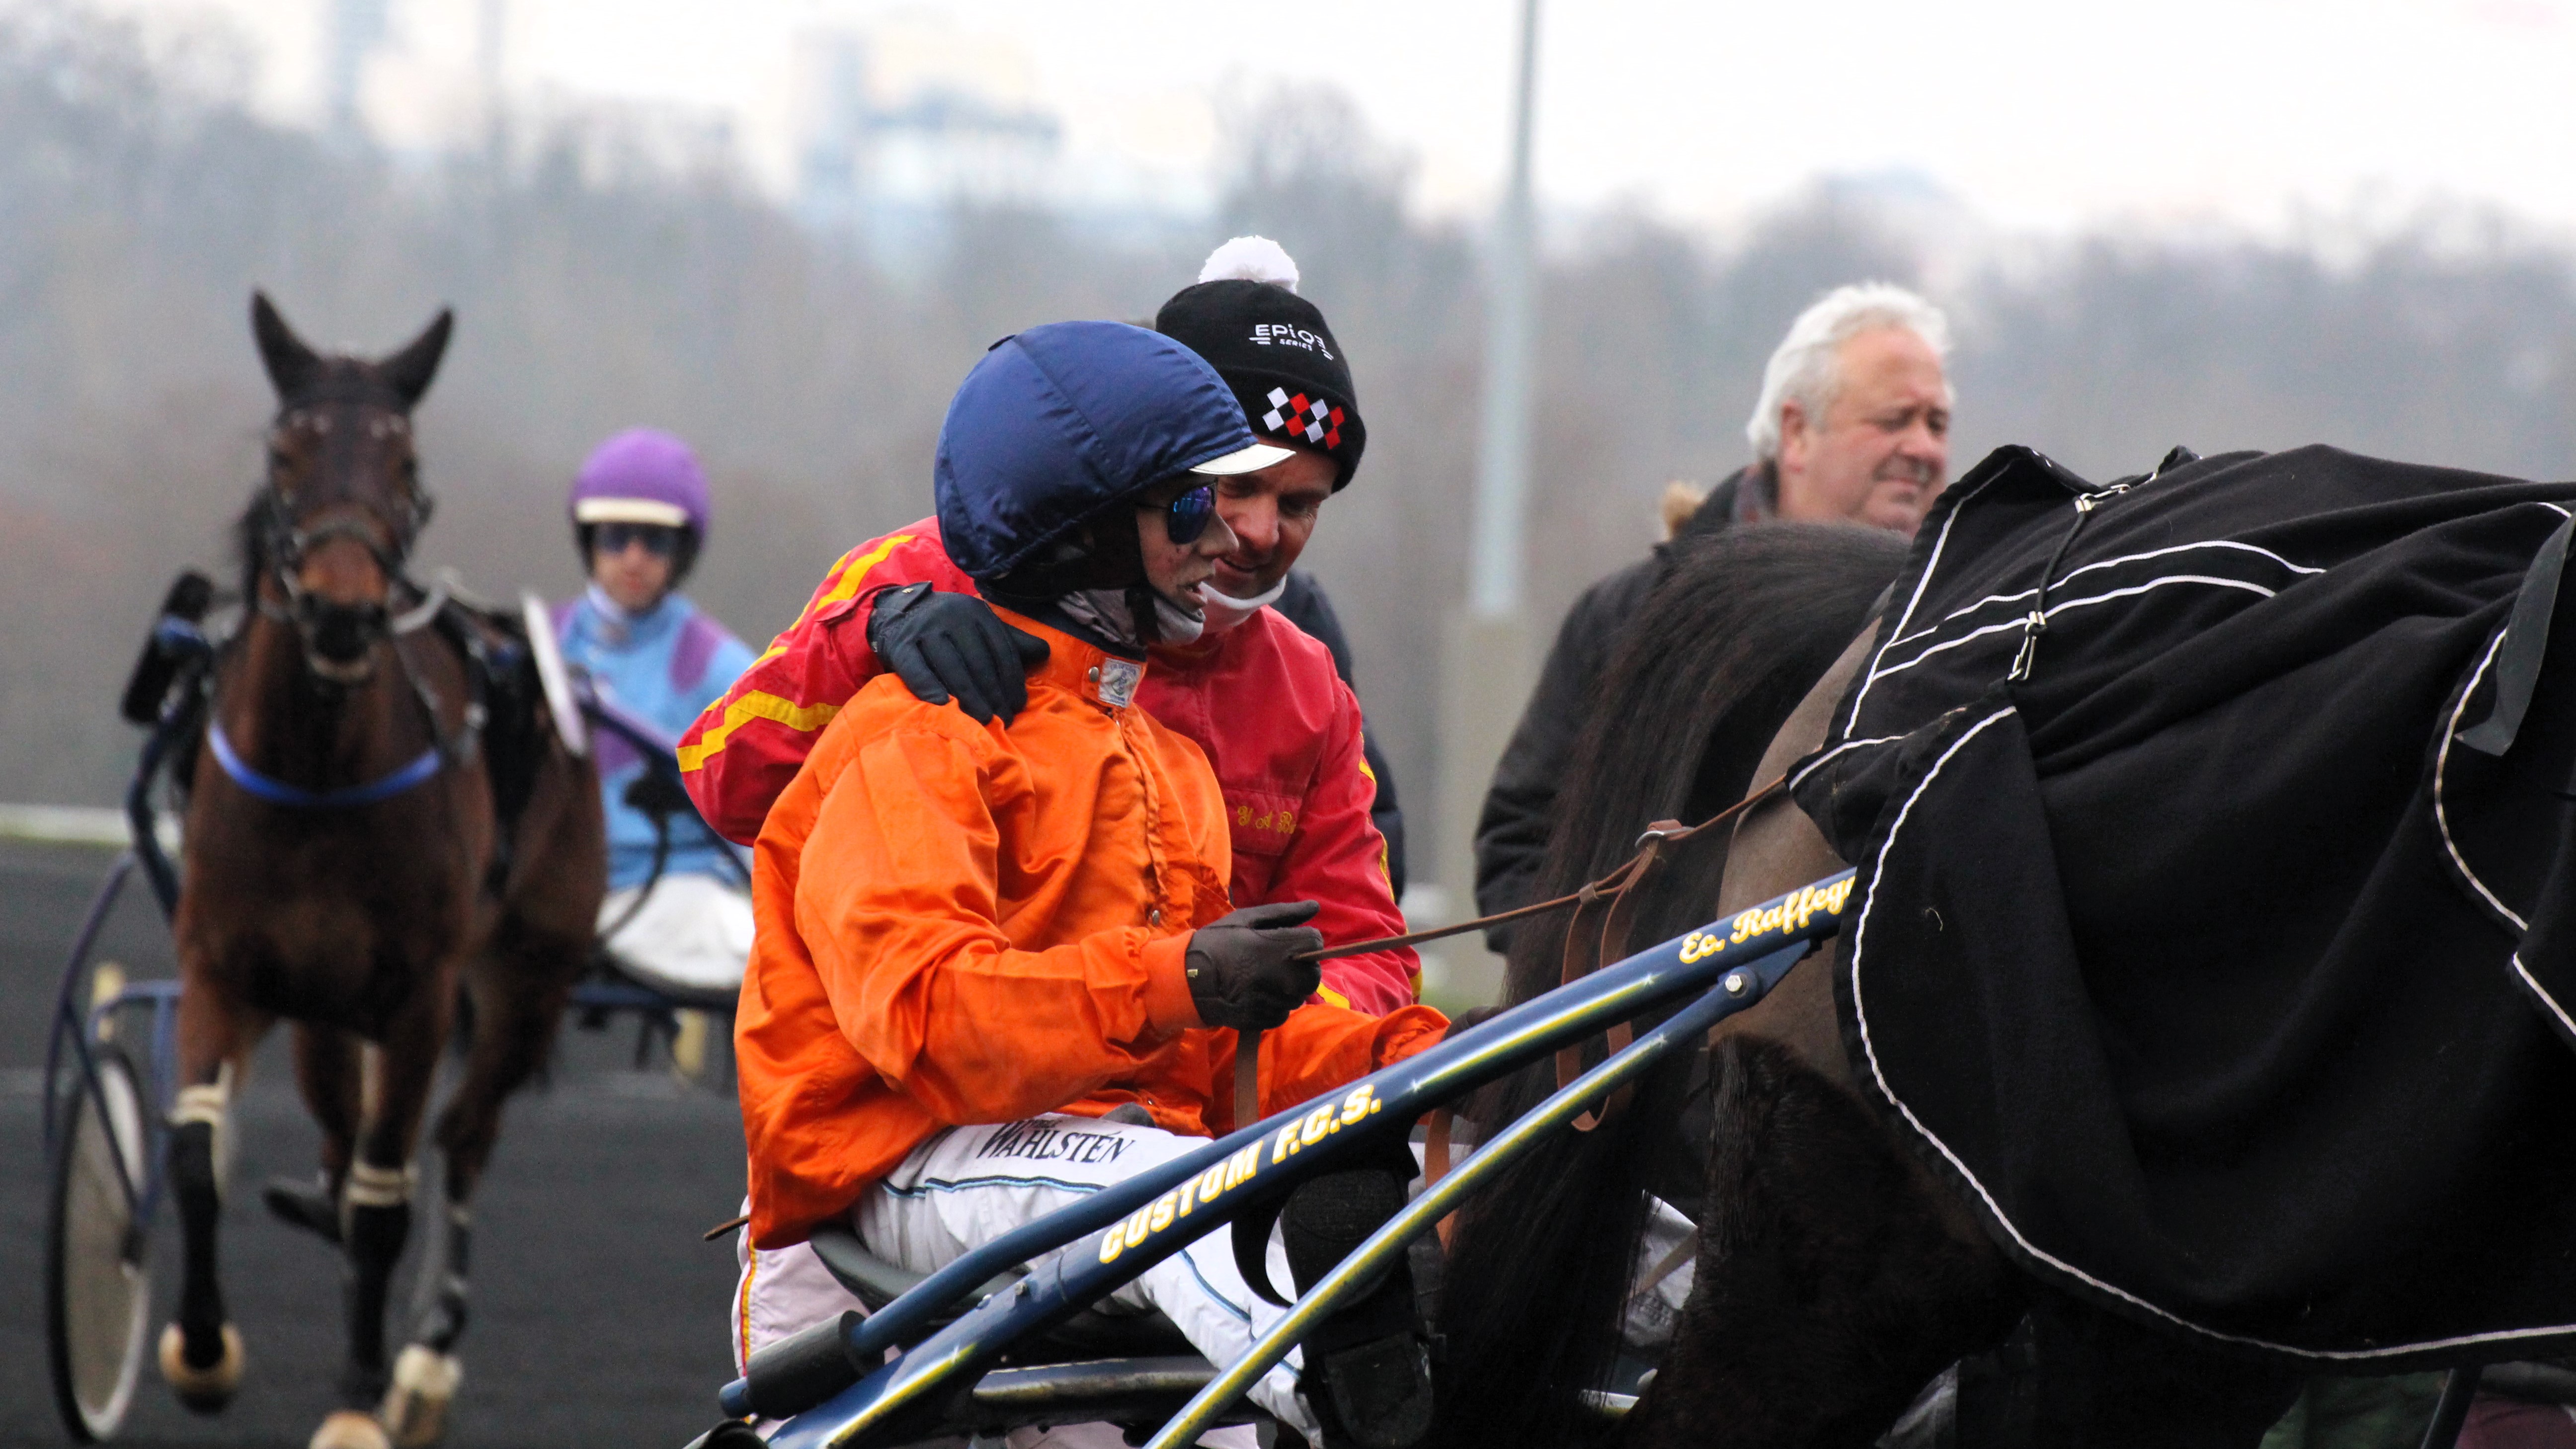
[[476, 0, 508, 144], [1431, 0, 1545, 1008], [1471, 0, 1543, 619]]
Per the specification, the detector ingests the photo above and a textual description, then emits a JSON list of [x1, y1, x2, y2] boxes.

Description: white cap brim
[[1187, 441, 1296, 477], [573, 498, 691, 527]]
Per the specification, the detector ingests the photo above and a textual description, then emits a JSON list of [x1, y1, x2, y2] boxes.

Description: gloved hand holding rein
[[866, 582, 1050, 725], [1187, 899, 1325, 1032]]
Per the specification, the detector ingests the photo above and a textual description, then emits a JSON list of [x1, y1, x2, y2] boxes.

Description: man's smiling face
[[1207, 447, 1336, 599]]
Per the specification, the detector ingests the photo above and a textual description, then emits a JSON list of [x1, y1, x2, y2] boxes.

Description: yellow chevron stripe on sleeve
[[676, 691, 843, 772], [1354, 733, 1391, 886], [810, 534, 916, 615], [681, 533, 920, 774]]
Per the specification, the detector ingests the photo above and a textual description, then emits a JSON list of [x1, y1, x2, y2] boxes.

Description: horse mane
[[1428, 521, 1907, 1449]]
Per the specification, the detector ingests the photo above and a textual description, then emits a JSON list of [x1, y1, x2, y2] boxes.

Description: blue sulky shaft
[[739, 869, 1860, 1448], [1144, 937, 1810, 1448]]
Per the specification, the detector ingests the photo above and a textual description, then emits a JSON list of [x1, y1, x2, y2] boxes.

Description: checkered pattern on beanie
[[1261, 388, 1346, 450]]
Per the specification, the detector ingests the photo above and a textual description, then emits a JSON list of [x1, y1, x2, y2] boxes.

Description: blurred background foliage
[[10, 0, 2576, 879]]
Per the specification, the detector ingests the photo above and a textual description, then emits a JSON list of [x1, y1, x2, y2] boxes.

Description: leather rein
[[1350, 774, 1791, 1217], [1202, 779, 1789, 1264]]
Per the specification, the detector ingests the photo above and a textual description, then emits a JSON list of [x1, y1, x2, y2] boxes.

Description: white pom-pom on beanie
[[1197, 236, 1299, 292]]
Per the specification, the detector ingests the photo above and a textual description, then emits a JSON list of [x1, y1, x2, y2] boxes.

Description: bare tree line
[[7, 0, 2576, 876]]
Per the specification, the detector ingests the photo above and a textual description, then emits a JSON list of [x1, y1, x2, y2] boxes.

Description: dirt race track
[[0, 838, 749, 1449]]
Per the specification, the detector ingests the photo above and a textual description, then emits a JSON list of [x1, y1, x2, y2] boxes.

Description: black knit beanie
[[1154, 278, 1367, 490]]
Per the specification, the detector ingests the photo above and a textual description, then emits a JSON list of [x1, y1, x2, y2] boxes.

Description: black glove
[[621, 768, 694, 823], [866, 583, 1049, 725], [1186, 900, 1325, 1032]]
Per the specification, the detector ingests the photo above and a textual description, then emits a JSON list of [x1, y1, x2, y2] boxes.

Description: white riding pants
[[732, 1114, 1310, 1444], [597, 871, 752, 998]]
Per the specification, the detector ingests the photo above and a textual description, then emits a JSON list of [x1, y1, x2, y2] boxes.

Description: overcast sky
[[94, 0, 2576, 239]]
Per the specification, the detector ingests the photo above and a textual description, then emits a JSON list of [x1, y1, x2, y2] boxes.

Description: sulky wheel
[[46, 1043, 155, 1442]]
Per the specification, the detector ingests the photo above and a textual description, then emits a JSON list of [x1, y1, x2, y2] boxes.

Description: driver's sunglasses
[[1160, 483, 1217, 546], [593, 522, 682, 557]]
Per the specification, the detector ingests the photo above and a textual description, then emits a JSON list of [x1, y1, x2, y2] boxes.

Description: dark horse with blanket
[[155, 296, 603, 1449], [1430, 445, 2576, 1447]]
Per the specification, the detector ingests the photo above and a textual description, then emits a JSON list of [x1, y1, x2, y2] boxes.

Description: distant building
[[793, 28, 1065, 261], [322, 0, 391, 140]]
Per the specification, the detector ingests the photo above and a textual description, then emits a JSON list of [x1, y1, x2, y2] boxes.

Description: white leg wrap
[[171, 1063, 235, 1199], [381, 1344, 462, 1449], [309, 1407, 392, 1449], [344, 1161, 416, 1210], [169, 1083, 227, 1127], [393, 1343, 462, 1397], [159, 1321, 246, 1407]]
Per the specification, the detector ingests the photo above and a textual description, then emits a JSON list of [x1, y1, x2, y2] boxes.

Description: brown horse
[[1431, 478, 2576, 1448], [1430, 522, 2014, 1449], [158, 295, 604, 1449]]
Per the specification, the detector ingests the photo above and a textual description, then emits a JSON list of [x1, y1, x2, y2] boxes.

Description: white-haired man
[[1473, 282, 1953, 939]]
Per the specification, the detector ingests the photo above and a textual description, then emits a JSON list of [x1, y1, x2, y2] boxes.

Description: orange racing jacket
[[733, 610, 1447, 1249], [679, 519, 1419, 1014]]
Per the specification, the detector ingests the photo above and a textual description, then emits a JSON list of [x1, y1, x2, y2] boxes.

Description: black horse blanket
[[1791, 443, 2576, 1364]]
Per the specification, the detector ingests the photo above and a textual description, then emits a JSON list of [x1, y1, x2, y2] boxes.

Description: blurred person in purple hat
[[554, 427, 757, 1001]]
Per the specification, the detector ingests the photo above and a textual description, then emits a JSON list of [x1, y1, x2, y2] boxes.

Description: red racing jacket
[[678, 519, 1419, 1015]]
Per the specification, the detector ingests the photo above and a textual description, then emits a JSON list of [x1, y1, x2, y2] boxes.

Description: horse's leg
[[1624, 1034, 2023, 1449], [160, 964, 265, 1412], [313, 996, 446, 1449], [262, 1023, 363, 1243], [377, 916, 579, 1449], [300, 1023, 363, 1181]]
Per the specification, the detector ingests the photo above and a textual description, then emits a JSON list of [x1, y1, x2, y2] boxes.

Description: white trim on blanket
[[1844, 500, 1967, 735], [2434, 628, 2527, 934], [2427, 497, 2576, 936], [1887, 540, 2326, 652], [1865, 574, 2282, 698], [1786, 734, 1911, 794], [1847, 703, 2576, 1362], [2511, 954, 2576, 1045]]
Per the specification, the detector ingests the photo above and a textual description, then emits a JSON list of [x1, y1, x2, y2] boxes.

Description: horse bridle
[[253, 408, 443, 665], [242, 406, 480, 769]]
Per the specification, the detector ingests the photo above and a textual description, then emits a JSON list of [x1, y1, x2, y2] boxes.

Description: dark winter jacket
[[1472, 463, 1774, 949]]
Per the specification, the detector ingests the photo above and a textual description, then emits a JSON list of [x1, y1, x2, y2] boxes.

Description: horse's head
[[245, 292, 452, 684]]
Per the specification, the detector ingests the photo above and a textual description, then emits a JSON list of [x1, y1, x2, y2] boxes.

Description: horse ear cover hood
[[935, 320, 1263, 592]]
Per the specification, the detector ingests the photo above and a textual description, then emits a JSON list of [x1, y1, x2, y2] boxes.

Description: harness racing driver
[[676, 239, 1413, 1018], [730, 321, 1449, 1446], [553, 429, 757, 1001]]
